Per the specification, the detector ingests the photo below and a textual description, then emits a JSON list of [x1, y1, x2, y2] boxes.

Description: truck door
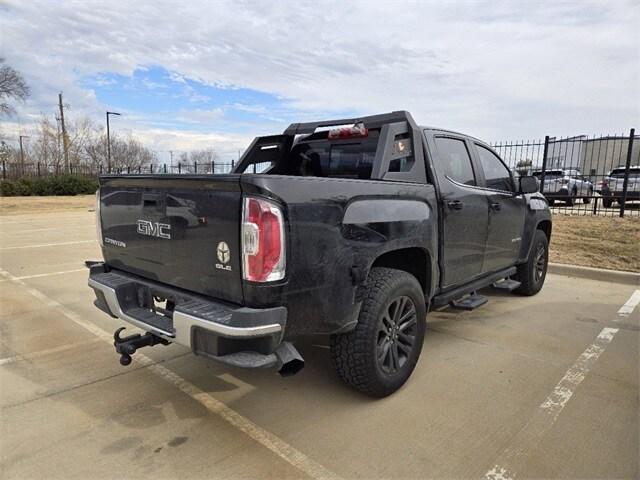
[[472, 143, 525, 273], [429, 135, 489, 288]]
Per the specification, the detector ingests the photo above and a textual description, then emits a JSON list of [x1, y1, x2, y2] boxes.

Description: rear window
[[285, 130, 380, 179]]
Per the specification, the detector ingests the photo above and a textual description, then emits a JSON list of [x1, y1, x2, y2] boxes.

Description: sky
[[1, 0, 639, 162]]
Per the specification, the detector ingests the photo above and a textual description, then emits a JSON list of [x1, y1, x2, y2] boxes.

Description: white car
[[532, 169, 594, 206], [598, 165, 640, 208]]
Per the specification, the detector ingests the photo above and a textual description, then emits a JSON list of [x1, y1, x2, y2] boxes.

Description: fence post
[[194, 161, 197, 174], [2, 161, 5, 180], [127, 166, 130, 174], [253, 162, 257, 174], [70, 163, 73, 174], [619, 128, 635, 218], [539, 135, 550, 194], [150, 163, 154, 174], [231, 159, 235, 171], [178, 162, 181, 174], [37, 162, 41, 176], [211, 160, 215, 174], [164, 163, 167, 174]]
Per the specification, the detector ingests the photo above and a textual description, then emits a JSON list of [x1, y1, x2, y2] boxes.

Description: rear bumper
[[87, 264, 298, 371]]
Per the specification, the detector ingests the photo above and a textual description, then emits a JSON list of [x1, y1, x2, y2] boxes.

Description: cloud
[[1, 0, 638, 159]]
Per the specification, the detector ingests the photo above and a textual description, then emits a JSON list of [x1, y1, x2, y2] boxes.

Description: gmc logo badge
[[136, 220, 171, 239]]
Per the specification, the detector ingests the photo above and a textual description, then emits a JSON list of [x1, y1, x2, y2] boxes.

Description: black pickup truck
[[88, 111, 551, 397]]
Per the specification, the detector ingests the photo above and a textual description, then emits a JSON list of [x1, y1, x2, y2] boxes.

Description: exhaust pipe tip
[[274, 342, 305, 377]]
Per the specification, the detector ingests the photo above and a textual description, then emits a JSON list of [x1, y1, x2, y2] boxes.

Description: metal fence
[[491, 129, 638, 218], [3, 129, 638, 217], [1, 160, 237, 179]]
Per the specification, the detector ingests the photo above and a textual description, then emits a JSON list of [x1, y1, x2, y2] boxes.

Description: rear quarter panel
[[241, 175, 438, 336]]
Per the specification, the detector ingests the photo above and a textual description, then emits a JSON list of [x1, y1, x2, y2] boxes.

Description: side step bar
[[432, 266, 517, 308]]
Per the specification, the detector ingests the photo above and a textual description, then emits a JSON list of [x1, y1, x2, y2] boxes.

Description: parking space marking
[[484, 326, 620, 480], [14, 268, 86, 280], [0, 240, 95, 250], [0, 338, 101, 366], [0, 267, 340, 480], [617, 289, 640, 318]]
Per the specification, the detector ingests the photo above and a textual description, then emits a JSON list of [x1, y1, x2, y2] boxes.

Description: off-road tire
[[330, 268, 426, 397], [514, 229, 549, 296]]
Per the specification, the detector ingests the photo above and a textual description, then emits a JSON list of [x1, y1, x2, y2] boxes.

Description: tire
[[583, 189, 592, 204], [514, 229, 549, 296], [603, 198, 613, 208], [566, 188, 577, 206], [330, 267, 426, 397]]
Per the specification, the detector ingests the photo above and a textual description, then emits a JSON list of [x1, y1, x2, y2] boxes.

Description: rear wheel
[[330, 268, 426, 397], [566, 188, 577, 206], [583, 188, 592, 204], [603, 197, 613, 208], [514, 229, 549, 296]]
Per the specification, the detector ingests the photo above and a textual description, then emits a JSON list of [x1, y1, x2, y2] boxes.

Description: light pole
[[19, 135, 29, 175], [106, 111, 121, 172]]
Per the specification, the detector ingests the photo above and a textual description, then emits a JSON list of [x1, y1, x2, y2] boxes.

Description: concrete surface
[[1, 209, 638, 479]]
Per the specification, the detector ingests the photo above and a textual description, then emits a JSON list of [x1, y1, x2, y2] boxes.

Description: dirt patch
[[550, 214, 640, 272], [0, 195, 94, 216]]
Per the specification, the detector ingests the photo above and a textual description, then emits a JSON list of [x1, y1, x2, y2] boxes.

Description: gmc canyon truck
[[88, 111, 551, 397]]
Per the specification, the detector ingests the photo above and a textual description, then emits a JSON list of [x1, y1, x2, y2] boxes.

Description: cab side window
[[434, 137, 476, 186], [476, 145, 514, 192]]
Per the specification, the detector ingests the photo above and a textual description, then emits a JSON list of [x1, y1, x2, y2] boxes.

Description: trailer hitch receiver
[[113, 327, 169, 366]]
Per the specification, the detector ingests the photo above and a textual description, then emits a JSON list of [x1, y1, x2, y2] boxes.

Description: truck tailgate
[[98, 175, 244, 304]]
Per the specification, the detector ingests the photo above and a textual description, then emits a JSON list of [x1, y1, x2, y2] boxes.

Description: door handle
[[447, 200, 464, 210], [490, 202, 501, 211]]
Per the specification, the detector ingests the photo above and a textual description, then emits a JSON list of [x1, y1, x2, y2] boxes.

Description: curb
[[549, 263, 640, 286]]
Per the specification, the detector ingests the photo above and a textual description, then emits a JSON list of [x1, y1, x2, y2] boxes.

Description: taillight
[[95, 189, 104, 247], [242, 197, 285, 282]]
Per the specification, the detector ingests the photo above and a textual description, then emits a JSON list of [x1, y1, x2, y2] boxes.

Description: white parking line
[[484, 326, 620, 480], [14, 268, 86, 280], [0, 338, 101, 366], [617, 289, 640, 318], [0, 240, 95, 250], [0, 267, 340, 480]]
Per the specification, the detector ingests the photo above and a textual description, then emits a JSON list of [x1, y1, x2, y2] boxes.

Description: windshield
[[609, 168, 640, 179], [532, 170, 563, 178]]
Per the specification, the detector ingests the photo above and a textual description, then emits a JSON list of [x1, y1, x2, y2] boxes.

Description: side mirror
[[519, 175, 539, 194]]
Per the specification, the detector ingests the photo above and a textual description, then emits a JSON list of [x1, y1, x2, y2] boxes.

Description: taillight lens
[[95, 189, 103, 247], [242, 197, 285, 282]]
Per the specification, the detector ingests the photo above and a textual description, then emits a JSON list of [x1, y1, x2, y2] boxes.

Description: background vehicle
[[532, 168, 594, 205], [599, 165, 640, 208], [88, 111, 550, 397]]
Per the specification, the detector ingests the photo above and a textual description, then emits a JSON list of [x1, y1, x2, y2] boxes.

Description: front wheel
[[330, 268, 426, 397], [566, 189, 577, 206], [514, 229, 549, 296]]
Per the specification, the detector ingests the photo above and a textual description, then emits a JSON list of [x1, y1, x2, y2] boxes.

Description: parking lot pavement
[[1, 210, 638, 479]]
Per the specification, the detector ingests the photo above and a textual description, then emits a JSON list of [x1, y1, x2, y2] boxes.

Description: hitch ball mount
[[113, 327, 169, 366]]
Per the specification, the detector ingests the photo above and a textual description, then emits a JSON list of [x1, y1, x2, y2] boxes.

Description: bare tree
[[0, 58, 30, 116]]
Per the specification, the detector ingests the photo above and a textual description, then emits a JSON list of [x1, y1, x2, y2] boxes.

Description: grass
[[550, 214, 640, 272], [0, 194, 95, 216], [1, 195, 637, 272]]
